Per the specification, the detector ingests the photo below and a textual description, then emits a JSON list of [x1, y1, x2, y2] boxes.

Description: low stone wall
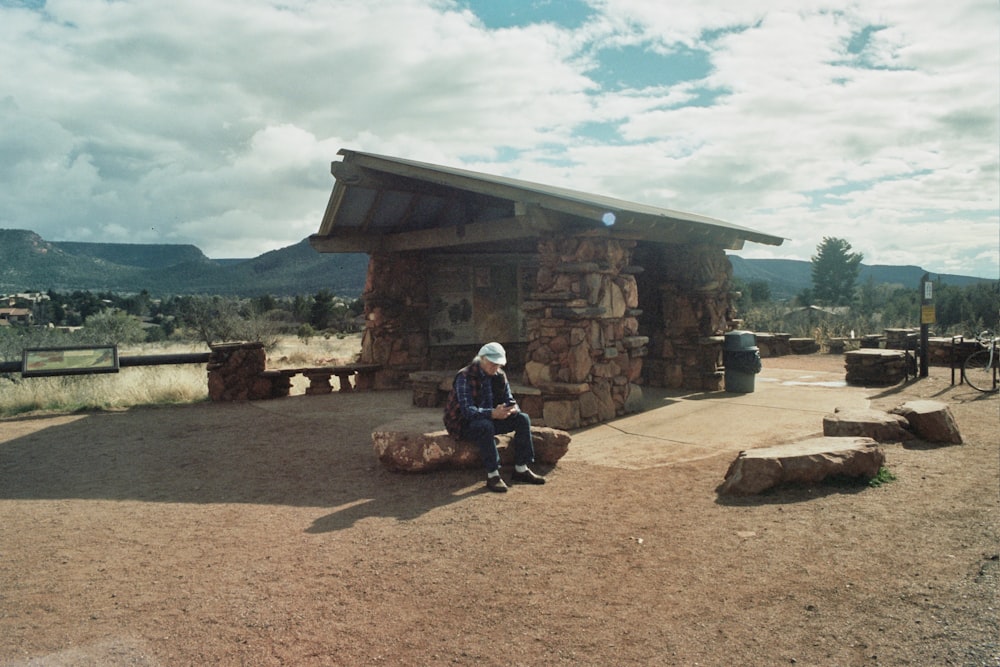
[[845, 349, 910, 386], [207, 342, 273, 401], [926, 337, 981, 366], [208, 342, 380, 401], [754, 333, 792, 357]]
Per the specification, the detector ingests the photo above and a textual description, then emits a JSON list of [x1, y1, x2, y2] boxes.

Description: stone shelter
[[310, 149, 784, 429]]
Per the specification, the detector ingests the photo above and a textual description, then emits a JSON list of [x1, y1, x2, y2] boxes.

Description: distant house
[[310, 149, 785, 428], [0, 308, 34, 325]]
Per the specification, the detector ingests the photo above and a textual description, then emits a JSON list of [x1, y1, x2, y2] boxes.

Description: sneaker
[[511, 468, 546, 485], [486, 475, 509, 493]]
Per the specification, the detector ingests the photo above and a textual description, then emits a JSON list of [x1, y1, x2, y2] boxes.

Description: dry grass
[[0, 366, 208, 417], [0, 334, 364, 417], [266, 332, 362, 368]]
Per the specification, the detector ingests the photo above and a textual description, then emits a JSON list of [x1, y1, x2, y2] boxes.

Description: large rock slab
[[822, 407, 913, 443], [890, 400, 963, 444], [372, 412, 571, 472], [718, 437, 885, 496]]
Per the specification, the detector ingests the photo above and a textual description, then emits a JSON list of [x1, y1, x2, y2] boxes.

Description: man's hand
[[491, 404, 519, 419]]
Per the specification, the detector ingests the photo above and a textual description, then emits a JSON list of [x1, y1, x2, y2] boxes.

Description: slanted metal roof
[[310, 149, 785, 254]]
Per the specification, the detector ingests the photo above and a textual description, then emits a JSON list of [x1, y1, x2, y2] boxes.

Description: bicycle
[[962, 331, 999, 393]]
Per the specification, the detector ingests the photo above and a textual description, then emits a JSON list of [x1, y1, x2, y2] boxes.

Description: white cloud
[[0, 0, 995, 280]]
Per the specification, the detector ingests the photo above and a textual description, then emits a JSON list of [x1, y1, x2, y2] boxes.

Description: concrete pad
[[567, 366, 871, 470]]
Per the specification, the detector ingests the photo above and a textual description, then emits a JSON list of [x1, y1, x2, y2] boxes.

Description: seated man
[[443, 342, 546, 493]]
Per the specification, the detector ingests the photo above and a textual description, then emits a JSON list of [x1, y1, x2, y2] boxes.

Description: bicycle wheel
[[963, 348, 998, 393]]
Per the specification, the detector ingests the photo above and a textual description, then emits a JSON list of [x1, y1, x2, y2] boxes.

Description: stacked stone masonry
[[524, 237, 647, 428], [353, 238, 750, 429], [358, 253, 430, 389], [637, 243, 737, 391], [207, 342, 274, 401]]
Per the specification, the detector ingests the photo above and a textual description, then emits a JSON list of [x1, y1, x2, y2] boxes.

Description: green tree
[[310, 290, 336, 330], [297, 323, 316, 344], [82, 310, 147, 346], [121, 290, 152, 317], [811, 237, 863, 306], [732, 278, 772, 312]]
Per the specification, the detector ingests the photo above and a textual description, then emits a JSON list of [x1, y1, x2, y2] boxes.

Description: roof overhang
[[310, 149, 786, 254]]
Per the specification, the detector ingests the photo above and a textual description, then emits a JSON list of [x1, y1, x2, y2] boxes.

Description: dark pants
[[462, 412, 534, 473]]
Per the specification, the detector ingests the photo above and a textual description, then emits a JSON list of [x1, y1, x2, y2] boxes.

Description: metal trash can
[[724, 330, 762, 393]]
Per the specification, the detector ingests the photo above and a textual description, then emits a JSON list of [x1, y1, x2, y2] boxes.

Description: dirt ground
[[1, 354, 997, 667]]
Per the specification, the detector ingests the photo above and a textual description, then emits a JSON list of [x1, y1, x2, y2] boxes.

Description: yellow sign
[[921, 305, 936, 324]]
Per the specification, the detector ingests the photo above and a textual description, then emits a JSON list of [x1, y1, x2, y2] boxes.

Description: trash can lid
[[724, 330, 757, 350]]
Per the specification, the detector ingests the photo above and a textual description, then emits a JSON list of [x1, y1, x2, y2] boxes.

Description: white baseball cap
[[478, 342, 507, 366]]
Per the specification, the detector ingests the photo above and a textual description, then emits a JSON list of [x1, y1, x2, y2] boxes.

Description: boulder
[[372, 413, 571, 472], [890, 400, 963, 445], [822, 407, 913, 443], [718, 436, 885, 496]]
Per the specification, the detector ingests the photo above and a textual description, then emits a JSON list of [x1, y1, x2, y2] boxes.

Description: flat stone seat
[[301, 364, 382, 394], [891, 400, 963, 444], [372, 411, 571, 472], [822, 407, 914, 443], [717, 436, 885, 495]]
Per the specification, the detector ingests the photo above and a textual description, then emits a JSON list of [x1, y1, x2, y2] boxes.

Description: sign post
[[919, 273, 933, 378]]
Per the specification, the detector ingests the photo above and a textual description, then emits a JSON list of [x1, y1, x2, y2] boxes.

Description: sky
[[1, 0, 997, 279]]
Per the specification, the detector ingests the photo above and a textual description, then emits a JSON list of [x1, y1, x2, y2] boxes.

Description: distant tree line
[[734, 237, 999, 338], [0, 289, 364, 359]]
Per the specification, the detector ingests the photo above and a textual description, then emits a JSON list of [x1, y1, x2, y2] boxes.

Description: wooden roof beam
[[311, 215, 540, 254]]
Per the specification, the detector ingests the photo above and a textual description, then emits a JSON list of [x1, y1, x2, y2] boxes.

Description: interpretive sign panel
[[22, 345, 120, 377]]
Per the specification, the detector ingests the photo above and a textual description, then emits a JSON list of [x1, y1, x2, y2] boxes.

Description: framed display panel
[[22, 345, 120, 377], [427, 255, 535, 347]]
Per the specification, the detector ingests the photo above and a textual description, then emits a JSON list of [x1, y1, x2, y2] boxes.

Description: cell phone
[[504, 399, 516, 406]]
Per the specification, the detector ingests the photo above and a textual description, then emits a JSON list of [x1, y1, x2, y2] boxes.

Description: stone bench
[[844, 349, 911, 386], [409, 370, 543, 418], [890, 400, 963, 444], [261, 364, 383, 397], [823, 407, 914, 443], [372, 411, 570, 472], [789, 337, 820, 354], [717, 436, 885, 495], [302, 363, 382, 394], [823, 400, 962, 445], [826, 338, 860, 354]]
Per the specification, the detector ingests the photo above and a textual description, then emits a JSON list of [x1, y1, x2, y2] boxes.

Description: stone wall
[[207, 342, 273, 401], [522, 237, 646, 429], [637, 243, 736, 391], [358, 253, 430, 388], [354, 238, 738, 428]]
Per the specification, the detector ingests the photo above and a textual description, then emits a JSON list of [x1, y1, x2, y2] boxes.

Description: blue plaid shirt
[[443, 361, 515, 436]]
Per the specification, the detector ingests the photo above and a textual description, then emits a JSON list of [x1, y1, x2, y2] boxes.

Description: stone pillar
[[523, 237, 647, 429], [207, 342, 271, 401], [638, 243, 736, 391], [359, 253, 430, 388]]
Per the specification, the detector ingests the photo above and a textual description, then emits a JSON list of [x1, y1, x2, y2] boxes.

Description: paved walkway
[[567, 365, 871, 469]]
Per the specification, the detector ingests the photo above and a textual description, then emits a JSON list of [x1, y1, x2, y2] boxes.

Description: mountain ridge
[[1, 229, 993, 298], [725, 255, 991, 299]]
